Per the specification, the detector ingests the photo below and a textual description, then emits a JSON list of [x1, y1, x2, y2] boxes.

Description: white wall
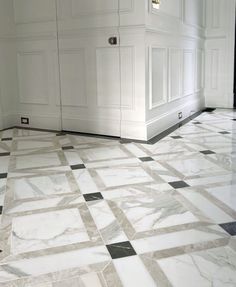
[[0, 0, 18, 129], [145, 0, 205, 139], [205, 0, 235, 108]]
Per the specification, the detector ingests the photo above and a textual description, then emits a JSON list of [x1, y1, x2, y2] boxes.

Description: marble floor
[[0, 109, 236, 287]]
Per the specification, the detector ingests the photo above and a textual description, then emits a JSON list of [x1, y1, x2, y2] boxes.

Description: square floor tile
[[11, 174, 74, 200], [109, 189, 199, 232], [0, 206, 2, 214], [219, 131, 231, 135], [193, 122, 202, 125], [106, 241, 136, 259], [14, 153, 61, 170], [84, 192, 103, 202], [167, 157, 224, 177], [168, 181, 190, 189], [62, 146, 74, 150], [0, 152, 10, 157], [0, 157, 10, 173], [96, 166, 153, 188], [158, 246, 236, 287], [171, 136, 183, 139], [220, 221, 236, 235], [1, 138, 12, 141], [0, 173, 7, 179], [11, 208, 89, 254], [200, 150, 216, 155], [79, 146, 128, 162], [139, 157, 154, 162], [71, 164, 86, 170]]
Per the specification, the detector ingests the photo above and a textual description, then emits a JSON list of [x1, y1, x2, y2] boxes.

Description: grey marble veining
[[0, 109, 236, 286]]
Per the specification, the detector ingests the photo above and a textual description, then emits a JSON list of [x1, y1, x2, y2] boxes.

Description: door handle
[[108, 37, 118, 45]]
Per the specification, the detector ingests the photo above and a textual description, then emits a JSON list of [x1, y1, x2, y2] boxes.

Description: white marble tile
[[73, 169, 99, 194], [63, 150, 83, 165], [0, 178, 6, 205], [158, 246, 236, 287], [16, 140, 55, 150], [178, 189, 234, 223], [53, 273, 104, 287], [131, 225, 228, 254], [110, 190, 199, 232], [80, 146, 128, 162], [12, 174, 73, 199], [167, 156, 225, 177], [88, 200, 128, 244], [206, 185, 236, 211], [0, 246, 110, 282], [12, 174, 74, 200], [123, 143, 148, 157], [15, 153, 61, 169], [114, 256, 156, 287], [96, 166, 154, 187], [11, 208, 89, 254], [0, 156, 10, 173]]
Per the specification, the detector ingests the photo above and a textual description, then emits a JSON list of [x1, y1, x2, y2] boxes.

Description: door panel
[[56, 0, 121, 137]]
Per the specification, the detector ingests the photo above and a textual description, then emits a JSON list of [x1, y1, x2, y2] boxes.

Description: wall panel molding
[[168, 48, 182, 102], [183, 49, 195, 97], [17, 51, 49, 105], [59, 49, 88, 108], [149, 47, 168, 110], [13, 0, 55, 24]]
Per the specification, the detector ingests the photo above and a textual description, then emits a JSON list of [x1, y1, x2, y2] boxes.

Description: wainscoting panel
[[169, 48, 182, 102]]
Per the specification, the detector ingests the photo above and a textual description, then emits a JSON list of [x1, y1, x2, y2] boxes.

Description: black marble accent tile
[[0, 173, 7, 179], [71, 164, 85, 170], [219, 131, 231, 135], [220, 222, 236, 236], [193, 121, 202, 125], [119, 139, 133, 144], [106, 241, 137, 259], [139, 157, 154, 162], [204, 108, 216, 113], [232, 119, 236, 121], [171, 136, 183, 139], [1, 138, 12, 141], [0, 152, 10, 157], [62, 146, 74, 150], [169, 181, 190, 189], [56, 132, 67, 136], [84, 192, 104, 202], [200, 150, 216, 155], [0, 206, 2, 214]]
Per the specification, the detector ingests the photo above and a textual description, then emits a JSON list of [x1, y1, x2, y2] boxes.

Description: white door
[[56, 0, 122, 137]]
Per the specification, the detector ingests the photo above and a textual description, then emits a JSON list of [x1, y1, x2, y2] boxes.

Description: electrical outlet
[[178, 112, 183, 120], [21, 117, 29, 125]]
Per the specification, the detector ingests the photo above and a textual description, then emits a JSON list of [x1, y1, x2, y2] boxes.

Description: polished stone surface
[[0, 109, 236, 286]]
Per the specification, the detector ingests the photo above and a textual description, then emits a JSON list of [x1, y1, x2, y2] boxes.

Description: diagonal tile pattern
[[0, 109, 236, 286]]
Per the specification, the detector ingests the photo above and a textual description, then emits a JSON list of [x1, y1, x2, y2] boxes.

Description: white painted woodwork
[[0, 0, 235, 140]]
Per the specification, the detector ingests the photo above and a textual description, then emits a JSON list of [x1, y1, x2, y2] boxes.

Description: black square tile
[[169, 181, 189, 189], [219, 131, 231, 135], [71, 164, 85, 170], [232, 119, 236, 121], [106, 241, 136, 259], [62, 146, 74, 150], [83, 192, 104, 202], [56, 132, 67, 136], [0, 152, 10, 157], [200, 150, 216, 155], [193, 122, 202, 125], [119, 139, 133, 144], [0, 206, 2, 214], [171, 136, 183, 139], [0, 173, 7, 179], [1, 138, 12, 141], [139, 157, 154, 162], [220, 222, 236, 236]]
